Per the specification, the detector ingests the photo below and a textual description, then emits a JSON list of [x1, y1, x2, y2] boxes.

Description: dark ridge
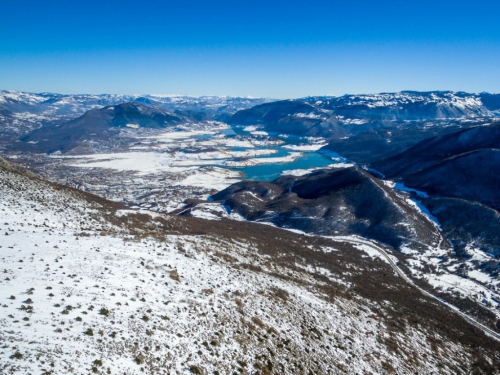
[[207, 167, 444, 251], [404, 149, 500, 211], [371, 122, 500, 178]]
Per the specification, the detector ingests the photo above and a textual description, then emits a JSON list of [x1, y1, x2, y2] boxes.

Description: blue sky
[[1, 0, 499, 97]]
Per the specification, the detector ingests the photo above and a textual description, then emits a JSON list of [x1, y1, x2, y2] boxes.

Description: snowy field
[[40, 124, 337, 213]]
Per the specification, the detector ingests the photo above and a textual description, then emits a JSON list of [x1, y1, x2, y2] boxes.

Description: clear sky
[[1, 0, 499, 98]]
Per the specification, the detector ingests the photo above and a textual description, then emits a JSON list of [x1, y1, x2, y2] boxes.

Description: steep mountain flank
[[422, 197, 500, 260], [369, 122, 500, 289], [404, 149, 500, 211], [372, 122, 500, 179]]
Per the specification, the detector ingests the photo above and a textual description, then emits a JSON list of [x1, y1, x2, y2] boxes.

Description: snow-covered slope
[[1, 159, 500, 374]]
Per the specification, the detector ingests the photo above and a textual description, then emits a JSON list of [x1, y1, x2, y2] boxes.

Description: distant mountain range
[[229, 91, 500, 163], [229, 91, 500, 135], [0, 90, 272, 120], [0, 90, 273, 147], [3, 90, 499, 133], [3, 89, 500, 157]]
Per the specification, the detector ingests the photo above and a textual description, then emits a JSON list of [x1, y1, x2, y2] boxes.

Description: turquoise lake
[[200, 126, 337, 182], [231, 147, 333, 181]]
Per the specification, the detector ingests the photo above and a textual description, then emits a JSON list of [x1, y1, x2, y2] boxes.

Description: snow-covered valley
[[2, 90, 500, 374]]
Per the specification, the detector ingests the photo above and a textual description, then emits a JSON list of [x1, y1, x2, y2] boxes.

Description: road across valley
[[332, 236, 500, 342]]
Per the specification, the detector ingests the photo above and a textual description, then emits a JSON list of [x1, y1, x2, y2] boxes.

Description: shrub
[[189, 365, 203, 374], [99, 308, 110, 317], [10, 351, 22, 359]]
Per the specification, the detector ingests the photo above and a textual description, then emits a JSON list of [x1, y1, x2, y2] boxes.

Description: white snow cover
[[61, 150, 303, 171], [1, 165, 493, 374], [282, 142, 327, 151]]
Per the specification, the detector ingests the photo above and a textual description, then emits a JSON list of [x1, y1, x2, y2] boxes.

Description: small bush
[[85, 328, 94, 336], [99, 308, 110, 317], [189, 365, 203, 374], [10, 351, 22, 359]]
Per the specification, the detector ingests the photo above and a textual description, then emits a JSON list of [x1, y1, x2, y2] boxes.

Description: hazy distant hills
[[0, 90, 274, 153], [3, 89, 499, 158], [3, 89, 498, 134], [19, 102, 189, 154], [0, 90, 272, 120]]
